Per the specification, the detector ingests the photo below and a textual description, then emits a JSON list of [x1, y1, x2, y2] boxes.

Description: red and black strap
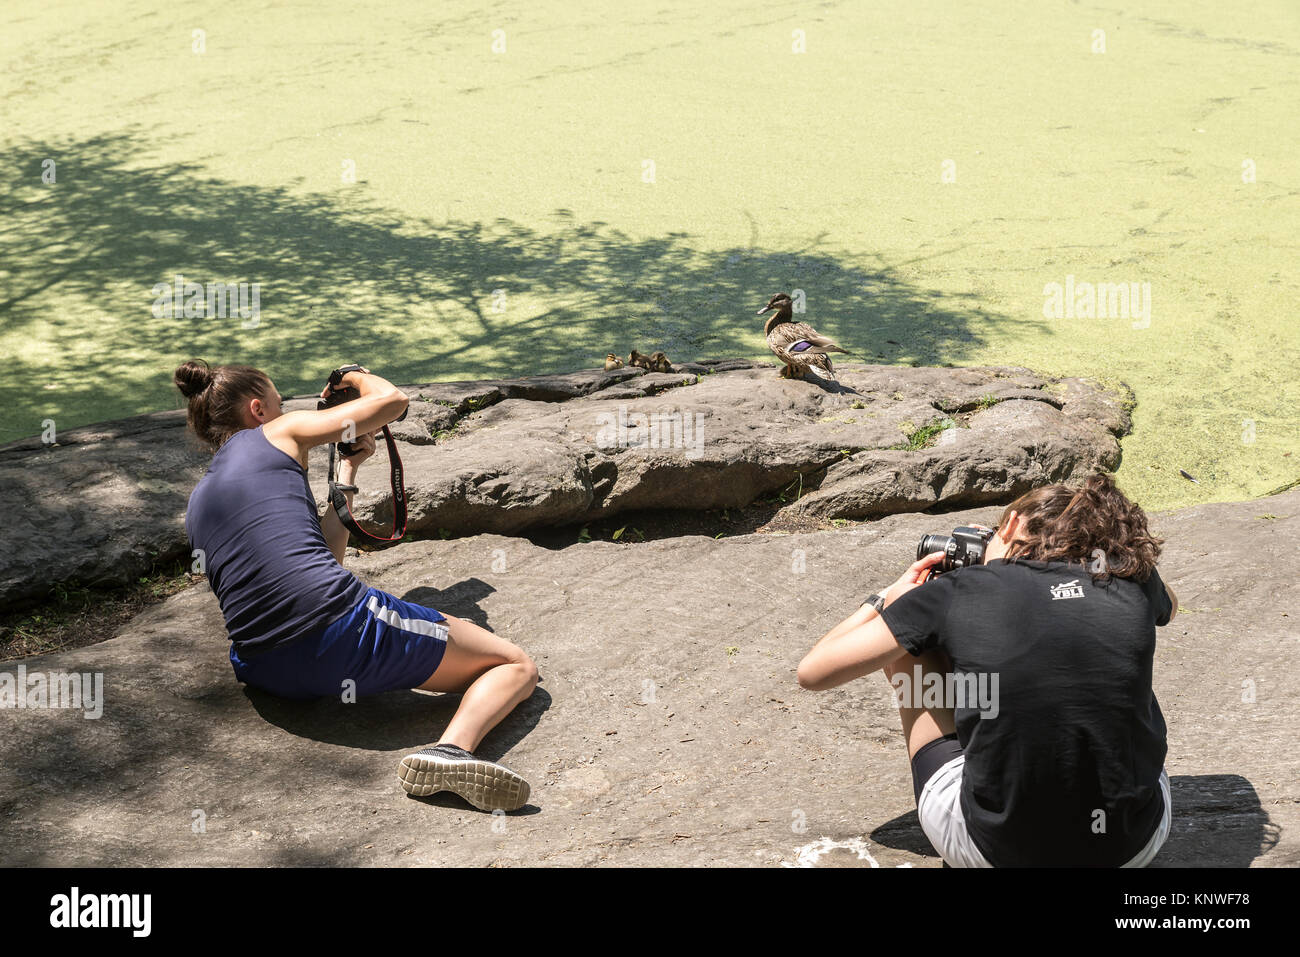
[[320, 365, 408, 550]]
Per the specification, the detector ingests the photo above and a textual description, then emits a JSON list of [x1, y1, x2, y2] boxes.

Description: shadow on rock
[[243, 684, 551, 758], [869, 809, 942, 861], [406, 792, 543, 816], [1157, 773, 1278, 867], [401, 578, 495, 628], [871, 772, 1278, 866]]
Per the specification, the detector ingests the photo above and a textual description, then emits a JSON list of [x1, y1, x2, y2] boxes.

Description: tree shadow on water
[[0, 127, 1040, 440]]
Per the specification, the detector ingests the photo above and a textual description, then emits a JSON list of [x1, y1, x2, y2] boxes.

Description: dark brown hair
[[173, 359, 273, 452], [997, 471, 1162, 582]]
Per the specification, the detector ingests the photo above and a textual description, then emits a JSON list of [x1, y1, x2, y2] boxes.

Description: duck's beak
[[756, 303, 776, 315]]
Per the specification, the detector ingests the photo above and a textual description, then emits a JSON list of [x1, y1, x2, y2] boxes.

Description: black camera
[[317, 365, 406, 455], [916, 525, 995, 576]]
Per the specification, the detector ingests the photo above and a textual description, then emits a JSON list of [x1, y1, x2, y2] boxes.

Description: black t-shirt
[[879, 558, 1171, 867]]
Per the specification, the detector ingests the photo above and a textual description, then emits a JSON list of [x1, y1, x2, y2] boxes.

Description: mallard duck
[[604, 353, 624, 371], [628, 350, 654, 371], [757, 293, 849, 380], [648, 351, 672, 373]]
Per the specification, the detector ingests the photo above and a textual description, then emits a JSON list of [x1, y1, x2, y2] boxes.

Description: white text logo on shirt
[[1050, 579, 1086, 600]]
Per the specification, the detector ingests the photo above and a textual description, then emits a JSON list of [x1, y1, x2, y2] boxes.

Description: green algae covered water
[[1, 1, 1296, 512]]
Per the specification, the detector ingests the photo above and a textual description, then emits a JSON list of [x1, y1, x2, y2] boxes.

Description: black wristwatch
[[861, 592, 886, 613]]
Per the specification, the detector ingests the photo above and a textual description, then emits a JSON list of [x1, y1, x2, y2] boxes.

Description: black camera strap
[[326, 426, 407, 549]]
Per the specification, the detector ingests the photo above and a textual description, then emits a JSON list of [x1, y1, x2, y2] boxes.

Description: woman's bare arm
[[797, 552, 945, 691], [323, 494, 351, 564], [320, 431, 375, 565], [264, 369, 408, 460], [797, 610, 911, 691], [265, 370, 397, 565]]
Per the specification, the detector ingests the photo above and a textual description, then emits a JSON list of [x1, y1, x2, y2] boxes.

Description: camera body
[[317, 365, 406, 455], [916, 525, 995, 576]]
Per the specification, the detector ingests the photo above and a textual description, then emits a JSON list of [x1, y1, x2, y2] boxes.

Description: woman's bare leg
[[882, 649, 958, 758], [415, 614, 538, 753]]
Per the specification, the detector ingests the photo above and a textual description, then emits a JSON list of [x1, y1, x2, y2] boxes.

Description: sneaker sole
[[397, 753, 531, 811]]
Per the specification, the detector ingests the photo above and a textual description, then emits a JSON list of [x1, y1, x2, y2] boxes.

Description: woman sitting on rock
[[797, 471, 1177, 867], [174, 359, 538, 812]]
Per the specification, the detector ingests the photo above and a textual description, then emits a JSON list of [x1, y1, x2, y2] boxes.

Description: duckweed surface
[[2, 1, 1296, 511]]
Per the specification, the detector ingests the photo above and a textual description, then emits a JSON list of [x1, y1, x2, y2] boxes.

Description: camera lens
[[917, 534, 953, 562]]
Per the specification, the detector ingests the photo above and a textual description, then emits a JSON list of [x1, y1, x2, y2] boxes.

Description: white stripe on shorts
[[365, 595, 449, 640]]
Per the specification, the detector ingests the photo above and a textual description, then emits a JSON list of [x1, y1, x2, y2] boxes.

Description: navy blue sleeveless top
[[184, 425, 369, 657]]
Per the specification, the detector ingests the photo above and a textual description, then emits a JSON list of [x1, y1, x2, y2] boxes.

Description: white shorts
[[916, 756, 1172, 868]]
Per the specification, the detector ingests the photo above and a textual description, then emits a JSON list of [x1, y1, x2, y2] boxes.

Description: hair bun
[[174, 359, 214, 399]]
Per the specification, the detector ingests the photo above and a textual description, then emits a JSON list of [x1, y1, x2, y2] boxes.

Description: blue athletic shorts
[[229, 586, 450, 700]]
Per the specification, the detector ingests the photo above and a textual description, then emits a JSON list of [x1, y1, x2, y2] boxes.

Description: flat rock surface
[[0, 360, 1128, 611], [1, 490, 1294, 867]]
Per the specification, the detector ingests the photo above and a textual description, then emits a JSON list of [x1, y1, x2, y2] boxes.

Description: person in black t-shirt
[[797, 471, 1178, 867]]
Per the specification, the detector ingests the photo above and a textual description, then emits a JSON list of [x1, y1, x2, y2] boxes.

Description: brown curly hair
[[173, 359, 273, 452], [997, 471, 1162, 582]]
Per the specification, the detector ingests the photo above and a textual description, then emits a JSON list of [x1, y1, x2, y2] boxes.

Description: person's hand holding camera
[[882, 550, 947, 606], [339, 430, 377, 472], [319, 364, 380, 483]]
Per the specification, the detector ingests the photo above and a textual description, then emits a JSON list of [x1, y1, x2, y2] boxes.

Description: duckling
[[604, 353, 624, 371], [628, 350, 654, 371], [648, 351, 672, 373], [756, 292, 850, 380]]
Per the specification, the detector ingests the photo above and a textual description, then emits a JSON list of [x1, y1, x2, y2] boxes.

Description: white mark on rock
[[781, 835, 879, 868]]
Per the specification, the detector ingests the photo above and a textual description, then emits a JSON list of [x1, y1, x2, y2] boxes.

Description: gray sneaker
[[397, 744, 531, 811]]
